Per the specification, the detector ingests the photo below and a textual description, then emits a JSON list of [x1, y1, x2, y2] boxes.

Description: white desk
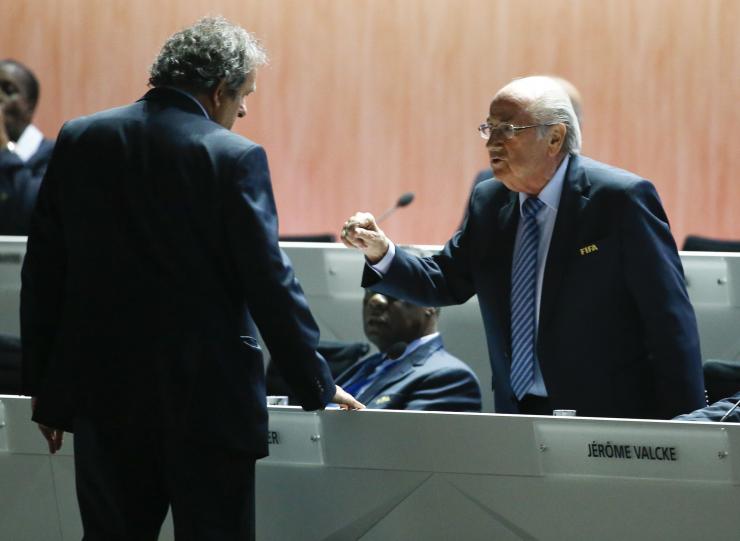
[[2, 396, 739, 540], [3, 240, 740, 414]]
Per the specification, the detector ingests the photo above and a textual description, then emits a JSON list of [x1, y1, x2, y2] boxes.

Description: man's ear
[[547, 124, 567, 156], [210, 79, 230, 109]]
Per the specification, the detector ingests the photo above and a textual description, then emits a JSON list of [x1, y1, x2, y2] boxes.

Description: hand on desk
[[332, 385, 365, 410], [32, 397, 64, 453]]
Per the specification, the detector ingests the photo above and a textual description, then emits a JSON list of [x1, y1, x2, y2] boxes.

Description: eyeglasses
[[478, 122, 560, 140]]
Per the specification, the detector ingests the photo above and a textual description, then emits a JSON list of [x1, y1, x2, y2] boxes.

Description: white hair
[[499, 76, 582, 154]]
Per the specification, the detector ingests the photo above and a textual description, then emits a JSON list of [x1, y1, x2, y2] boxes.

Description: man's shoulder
[[417, 344, 479, 380], [572, 154, 648, 192], [63, 102, 141, 131], [202, 127, 260, 155], [61, 101, 260, 156]]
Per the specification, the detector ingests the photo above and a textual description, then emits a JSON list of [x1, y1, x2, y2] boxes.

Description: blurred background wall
[[2, 0, 738, 245]]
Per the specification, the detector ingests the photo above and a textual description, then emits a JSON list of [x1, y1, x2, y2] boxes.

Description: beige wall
[[3, 0, 738, 245]]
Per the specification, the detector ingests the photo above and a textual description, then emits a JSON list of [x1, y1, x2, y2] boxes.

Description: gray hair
[[527, 79, 581, 154], [149, 16, 267, 95]]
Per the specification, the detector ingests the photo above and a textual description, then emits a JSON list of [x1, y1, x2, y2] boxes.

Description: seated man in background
[[336, 287, 482, 411], [0, 59, 54, 235]]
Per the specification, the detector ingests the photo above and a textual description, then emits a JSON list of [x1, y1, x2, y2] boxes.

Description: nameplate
[[534, 420, 732, 483], [261, 407, 324, 466]]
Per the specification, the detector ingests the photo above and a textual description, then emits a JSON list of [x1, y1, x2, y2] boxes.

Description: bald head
[[483, 76, 581, 195]]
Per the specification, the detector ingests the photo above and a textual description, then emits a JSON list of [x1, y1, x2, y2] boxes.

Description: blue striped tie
[[510, 197, 545, 400]]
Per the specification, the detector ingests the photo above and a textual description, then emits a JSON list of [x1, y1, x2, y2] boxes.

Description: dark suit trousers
[[73, 416, 256, 541]]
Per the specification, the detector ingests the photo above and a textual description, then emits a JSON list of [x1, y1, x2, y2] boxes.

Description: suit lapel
[[340, 352, 382, 386], [358, 337, 443, 404], [491, 194, 519, 357], [539, 155, 590, 333]]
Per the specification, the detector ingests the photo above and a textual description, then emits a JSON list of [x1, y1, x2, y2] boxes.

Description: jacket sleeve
[[361, 198, 479, 307], [221, 144, 335, 410], [20, 127, 69, 396]]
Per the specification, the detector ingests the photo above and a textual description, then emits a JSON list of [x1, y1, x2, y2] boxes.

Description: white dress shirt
[[13, 124, 44, 162]]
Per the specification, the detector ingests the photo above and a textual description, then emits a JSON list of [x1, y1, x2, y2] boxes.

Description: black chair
[[682, 235, 740, 252], [703, 360, 740, 404]]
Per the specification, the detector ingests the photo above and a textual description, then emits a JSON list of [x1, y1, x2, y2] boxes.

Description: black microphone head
[[386, 341, 408, 360], [396, 192, 414, 208]]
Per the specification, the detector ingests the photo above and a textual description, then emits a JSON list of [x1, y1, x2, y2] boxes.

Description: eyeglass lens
[[479, 123, 514, 140]]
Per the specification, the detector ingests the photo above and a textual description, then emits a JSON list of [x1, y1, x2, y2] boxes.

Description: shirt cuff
[[369, 241, 396, 275]]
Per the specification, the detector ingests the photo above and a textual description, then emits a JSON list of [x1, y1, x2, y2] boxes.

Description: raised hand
[[340, 212, 390, 264]]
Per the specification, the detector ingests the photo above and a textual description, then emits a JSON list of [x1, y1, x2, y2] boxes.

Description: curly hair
[[149, 16, 267, 95]]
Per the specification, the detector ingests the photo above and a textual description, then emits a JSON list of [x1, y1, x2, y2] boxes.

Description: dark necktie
[[343, 355, 400, 398]]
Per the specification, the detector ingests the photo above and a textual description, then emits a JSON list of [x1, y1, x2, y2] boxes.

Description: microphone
[[376, 192, 414, 223], [386, 341, 409, 360], [719, 398, 740, 422]]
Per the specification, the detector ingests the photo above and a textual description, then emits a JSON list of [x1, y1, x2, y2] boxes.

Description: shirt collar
[[164, 86, 210, 119], [518, 154, 570, 213], [14, 124, 44, 162]]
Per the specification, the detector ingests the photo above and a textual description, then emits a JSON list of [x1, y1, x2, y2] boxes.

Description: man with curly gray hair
[[148, 16, 267, 128], [21, 16, 362, 541]]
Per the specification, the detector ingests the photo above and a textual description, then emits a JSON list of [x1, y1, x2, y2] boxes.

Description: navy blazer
[[336, 335, 482, 412], [0, 138, 54, 235], [21, 88, 335, 455], [674, 392, 740, 422], [364, 154, 704, 419]]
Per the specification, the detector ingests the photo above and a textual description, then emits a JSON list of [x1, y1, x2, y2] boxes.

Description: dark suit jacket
[[20, 87, 335, 456], [0, 333, 21, 394], [336, 335, 482, 411], [0, 138, 54, 235], [674, 392, 740, 422], [365, 154, 704, 419]]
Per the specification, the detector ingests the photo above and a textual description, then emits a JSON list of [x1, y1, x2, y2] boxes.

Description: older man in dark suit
[[342, 75, 704, 420], [21, 17, 361, 541]]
